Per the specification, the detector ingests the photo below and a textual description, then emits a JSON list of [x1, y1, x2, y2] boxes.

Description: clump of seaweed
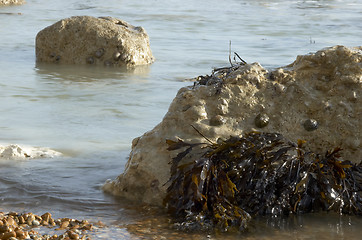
[[193, 44, 247, 89], [164, 132, 361, 232]]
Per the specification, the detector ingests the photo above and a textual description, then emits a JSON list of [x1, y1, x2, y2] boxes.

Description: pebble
[[32, 219, 40, 226], [18, 216, 25, 224], [67, 230, 80, 240], [0, 211, 96, 240], [41, 212, 51, 223], [0, 231, 16, 239]]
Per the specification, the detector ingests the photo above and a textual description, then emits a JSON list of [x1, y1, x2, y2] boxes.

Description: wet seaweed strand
[[164, 132, 362, 232]]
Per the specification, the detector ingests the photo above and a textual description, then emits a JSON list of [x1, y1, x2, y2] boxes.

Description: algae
[[164, 132, 361, 232]]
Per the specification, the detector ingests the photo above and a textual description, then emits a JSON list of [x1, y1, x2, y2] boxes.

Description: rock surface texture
[[36, 16, 154, 67], [103, 45, 362, 206], [0, 0, 25, 5]]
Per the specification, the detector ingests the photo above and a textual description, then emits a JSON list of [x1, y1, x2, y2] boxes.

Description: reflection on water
[[35, 63, 151, 82], [0, 0, 361, 239], [112, 208, 362, 240]]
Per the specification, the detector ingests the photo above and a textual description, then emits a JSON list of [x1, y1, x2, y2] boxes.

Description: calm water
[[0, 0, 361, 239]]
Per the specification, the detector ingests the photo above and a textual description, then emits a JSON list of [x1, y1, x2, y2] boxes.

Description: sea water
[[0, 0, 361, 239]]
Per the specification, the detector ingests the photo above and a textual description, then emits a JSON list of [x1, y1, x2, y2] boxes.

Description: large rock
[[103, 45, 361, 206], [0, 0, 25, 5], [36, 16, 154, 67]]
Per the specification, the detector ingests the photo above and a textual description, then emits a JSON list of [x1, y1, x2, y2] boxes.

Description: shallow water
[[0, 0, 361, 239]]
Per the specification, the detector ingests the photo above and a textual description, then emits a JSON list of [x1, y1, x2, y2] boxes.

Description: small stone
[[6, 217, 16, 226], [41, 212, 51, 223], [41, 220, 49, 226], [15, 229, 26, 239], [209, 115, 226, 126], [0, 225, 10, 233], [95, 221, 105, 228], [26, 214, 35, 226], [254, 113, 269, 128], [49, 218, 56, 226], [17, 216, 25, 224], [303, 119, 318, 131], [67, 230, 79, 240], [95, 48, 105, 58], [81, 224, 92, 231], [70, 224, 80, 230], [60, 220, 70, 229], [32, 220, 40, 226], [7, 212, 17, 217], [1, 231, 16, 240]]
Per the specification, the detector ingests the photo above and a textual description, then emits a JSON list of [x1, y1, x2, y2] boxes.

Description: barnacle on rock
[[164, 132, 361, 232]]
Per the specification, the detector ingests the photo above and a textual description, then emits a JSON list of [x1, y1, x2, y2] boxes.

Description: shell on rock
[[254, 113, 269, 128], [95, 48, 105, 58], [209, 115, 226, 126], [86, 57, 94, 64], [303, 119, 319, 131], [113, 52, 121, 61]]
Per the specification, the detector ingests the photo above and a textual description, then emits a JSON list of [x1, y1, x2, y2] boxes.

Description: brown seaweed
[[164, 132, 361, 232]]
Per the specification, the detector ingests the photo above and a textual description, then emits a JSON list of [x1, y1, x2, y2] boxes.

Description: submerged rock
[[36, 16, 154, 67], [103, 46, 362, 207], [0, 0, 25, 5]]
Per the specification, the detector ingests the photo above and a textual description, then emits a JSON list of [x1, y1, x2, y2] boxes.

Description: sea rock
[[35, 16, 154, 67], [103, 45, 362, 206], [0, 144, 61, 159], [0, 0, 25, 5]]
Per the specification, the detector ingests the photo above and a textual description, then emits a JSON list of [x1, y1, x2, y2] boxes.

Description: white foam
[[0, 144, 62, 159]]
